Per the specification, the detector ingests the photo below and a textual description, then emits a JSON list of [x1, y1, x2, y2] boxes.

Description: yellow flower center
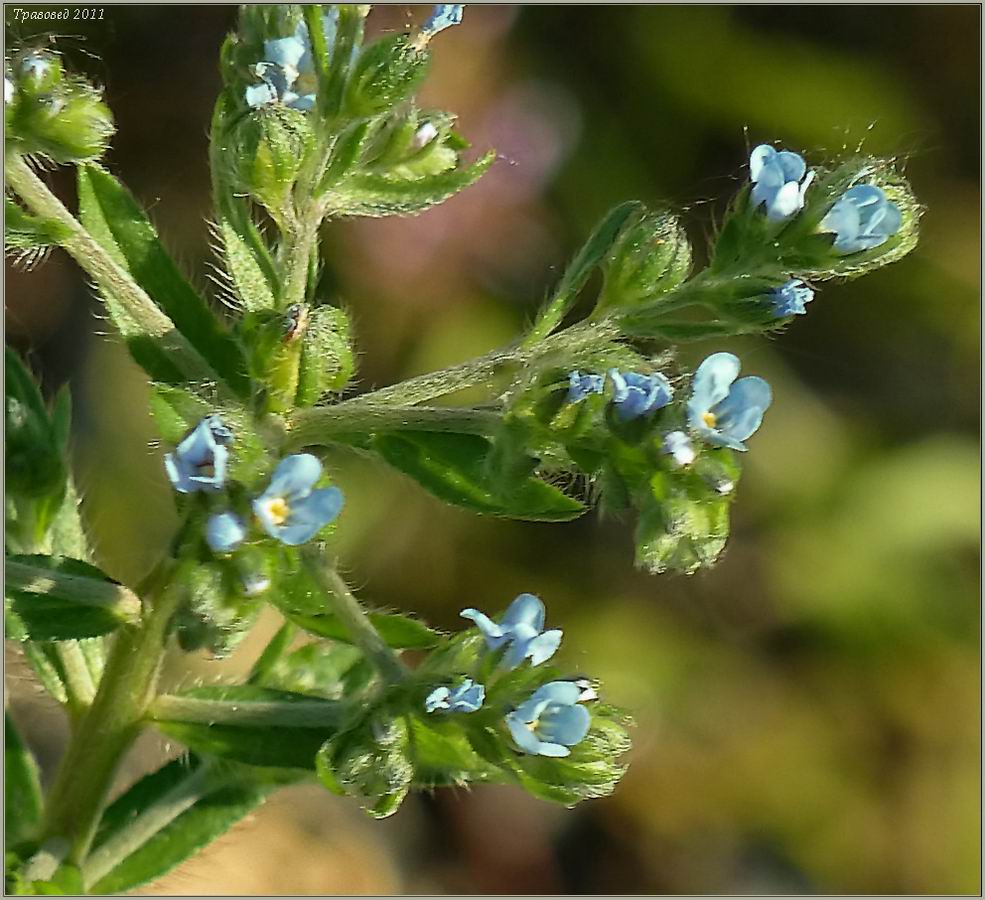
[[265, 497, 290, 525], [702, 411, 717, 429]]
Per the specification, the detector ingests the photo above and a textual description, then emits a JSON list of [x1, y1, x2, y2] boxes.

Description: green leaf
[[216, 218, 277, 311], [5, 555, 140, 641], [5, 713, 43, 849], [77, 164, 250, 397], [86, 758, 281, 895], [372, 431, 586, 521], [150, 685, 348, 769], [329, 150, 495, 217], [285, 609, 441, 649], [258, 640, 369, 700], [526, 200, 644, 345]]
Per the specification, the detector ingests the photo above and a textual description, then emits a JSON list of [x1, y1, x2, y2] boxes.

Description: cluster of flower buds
[[4, 49, 113, 162]]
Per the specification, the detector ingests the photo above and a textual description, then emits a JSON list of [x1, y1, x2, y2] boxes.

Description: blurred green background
[[5, 4, 981, 894]]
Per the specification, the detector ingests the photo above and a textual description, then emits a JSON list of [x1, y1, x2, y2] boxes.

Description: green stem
[[3, 154, 218, 387], [149, 695, 345, 728], [285, 404, 500, 450], [40, 559, 181, 865], [300, 545, 408, 684]]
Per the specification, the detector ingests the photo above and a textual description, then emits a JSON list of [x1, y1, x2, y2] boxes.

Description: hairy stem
[[286, 404, 500, 449], [4, 153, 220, 388], [300, 545, 408, 684], [40, 558, 181, 865]]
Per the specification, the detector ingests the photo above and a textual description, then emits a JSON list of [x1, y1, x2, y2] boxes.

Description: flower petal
[[713, 375, 772, 443], [501, 593, 546, 631], [206, 512, 247, 554], [527, 629, 563, 666], [460, 608, 508, 648], [507, 712, 544, 754], [687, 351, 740, 424], [264, 453, 322, 501], [538, 703, 591, 746], [264, 35, 307, 70], [748, 144, 776, 182], [425, 686, 450, 713], [271, 487, 344, 546], [775, 150, 807, 184], [531, 680, 582, 706]]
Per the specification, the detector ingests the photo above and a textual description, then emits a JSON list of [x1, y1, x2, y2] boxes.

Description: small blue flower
[[819, 184, 902, 253], [460, 593, 562, 669], [245, 13, 339, 111], [662, 430, 695, 467], [164, 415, 234, 494], [253, 454, 344, 546], [566, 370, 605, 404], [425, 677, 485, 714], [421, 4, 465, 38], [19, 54, 51, 83], [506, 681, 591, 758], [608, 369, 674, 422], [206, 511, 246, 554], [770, 278, 814, 317], [240, 572, 271, 597], [749, 144, 814, 222], [686, 352, 772, 452]]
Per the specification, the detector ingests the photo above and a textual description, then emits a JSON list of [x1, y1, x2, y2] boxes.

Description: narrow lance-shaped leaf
[[372, 431, 586, 522], [78, 164, 251, 397], [149, 685, 349, 769], [85, 757, 285, 895], [525, 200, 644, 346], [284, 608, 441, 649], [5, 555, 140, 642]]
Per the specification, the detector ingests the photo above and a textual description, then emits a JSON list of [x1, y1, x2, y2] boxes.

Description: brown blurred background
[[5, 4, 981, 894]]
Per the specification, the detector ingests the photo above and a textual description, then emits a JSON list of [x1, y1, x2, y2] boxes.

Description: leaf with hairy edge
[[5, 555, 140, 641], [284, 609, 441, 649], [372, 431, 586, 522], [5, 712, 43, 849], [329, 151, 495, 217], [78, 164, 251, 397], [149, 685, 348, 769], [86, 757, 284, 895]]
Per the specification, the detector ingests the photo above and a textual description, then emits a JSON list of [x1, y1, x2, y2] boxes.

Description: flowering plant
[[3, 5, 919, 894]]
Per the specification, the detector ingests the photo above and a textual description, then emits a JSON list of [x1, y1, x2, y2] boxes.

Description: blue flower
[[770, 278, 814, 317], [206, 511, 246, 554], [566, 370, 605, 403], [425, 677, 485, 714], [819, 184, 902, 253], [749, 144, 814, 221], [686, 352, 772, 452], [421, 4, 464, 38], [662, 430, 695, 467], [506, 681, 591, 757], [164, 415, 234, 494], [253, 454, 344, 546], [460, 593, 562, 669], [245, 13, 339, 111], [240, 572, 271, 597], [608, 369, 674, 422]]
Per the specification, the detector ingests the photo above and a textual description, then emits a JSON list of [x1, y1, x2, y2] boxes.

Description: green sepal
[[345, 34, 429, 118], [150, 685, 348, 769], [295, 305, 356, 404], [328, 150, 495, 217], [4, 555, 140, 642], [4, 196, 72, 259], [372, 431, 586, 521]]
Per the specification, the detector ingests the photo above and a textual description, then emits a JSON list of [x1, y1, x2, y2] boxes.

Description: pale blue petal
[[713, 376, 772, 442], [206, 512, 246, 554], [507, 712, 544, 754], [264, 36, 307, 70], [843, 183, 885, 209], [460, 608, 508, 648], [688, 351, 740, 422], [775, 150, 806, 184], [609, 368, 630, 402], [874, 200, 901, 236], [538, 702, 591, 746], [767, 181, 804, 221], [535, 741, 572, 757], [748, 144, 776, 182], [567, 371, 604, 403], [425, 686, 450, 713], [527, 629, 562, 666], [663, 430, 695, 466], [288, 93, 316, 111], [264, 453, 322, 500], [501, 593, 545, 631], [272, 486, 344, 546], [531, 680, 582, 706], [819, 198, 861, 240], [423, 4, 464, 35]]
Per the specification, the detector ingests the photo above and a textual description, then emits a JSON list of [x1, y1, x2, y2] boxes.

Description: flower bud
[[234, 105, 314, 215], [345, 35, 429, 118], [600, 209, 691, 310], [365, 109, 460, 179]]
